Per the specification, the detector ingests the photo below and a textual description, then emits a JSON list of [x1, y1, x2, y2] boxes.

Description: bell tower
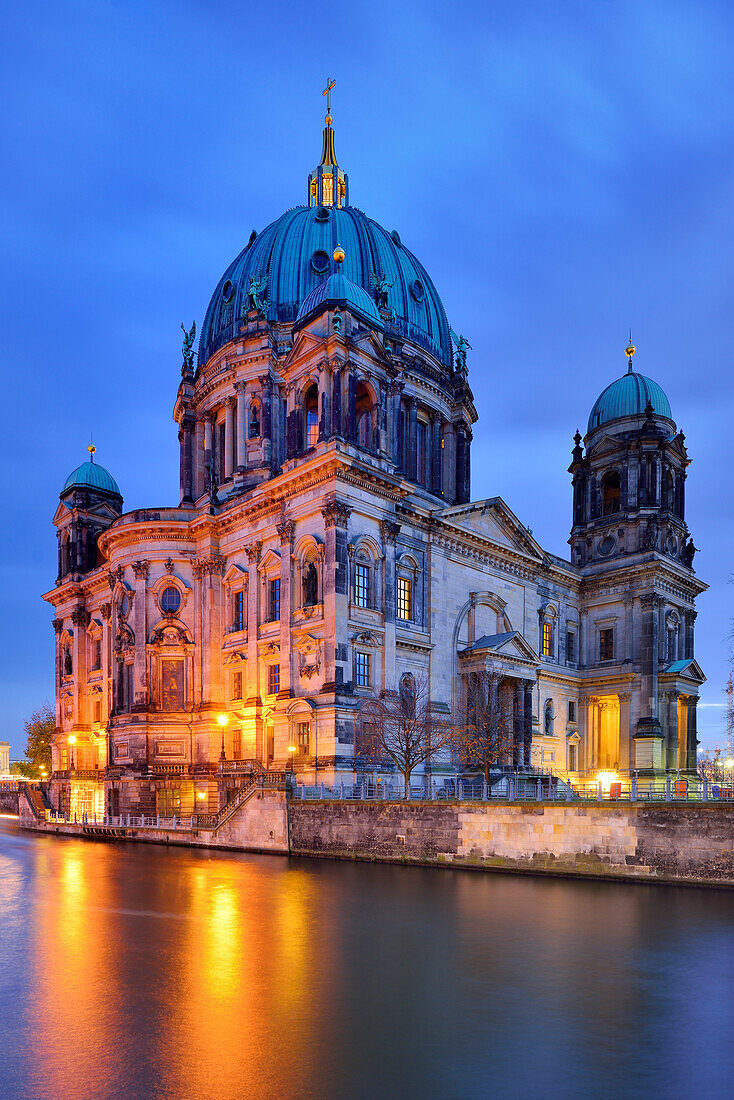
[[569, 344, 706, 778]]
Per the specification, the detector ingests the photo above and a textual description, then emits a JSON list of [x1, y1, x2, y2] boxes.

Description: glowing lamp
[[596, 770, 617, 793], [67, 735, 77, 746], [726, 759, 734, 768], [196, 791, 206, 801], [217, 714, 228, 727], [287, 746, 296, 754]]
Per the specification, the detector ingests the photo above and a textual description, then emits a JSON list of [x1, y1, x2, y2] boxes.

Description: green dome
[[588, 371, 672, 434], [199, 204, 452, 367], [294, 271, 383, 331], [62, 459, 121, 497]]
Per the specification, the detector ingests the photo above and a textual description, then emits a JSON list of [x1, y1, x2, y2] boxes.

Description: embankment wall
[[288, 800, 734, 885]]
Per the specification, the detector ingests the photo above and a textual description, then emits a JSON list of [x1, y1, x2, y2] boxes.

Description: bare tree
[[358, 673, 456, 798], [457, 670, 515, 784]]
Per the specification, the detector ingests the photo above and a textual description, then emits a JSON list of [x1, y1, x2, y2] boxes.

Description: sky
[[1, 0, 732, 757]]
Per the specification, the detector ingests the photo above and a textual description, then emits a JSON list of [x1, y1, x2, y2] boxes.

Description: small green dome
[[62, 459, 121, 497], [588, 371, 672, 434], [294, 271, 383, 331]]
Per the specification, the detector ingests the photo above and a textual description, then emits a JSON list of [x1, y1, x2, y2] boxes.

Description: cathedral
[[44, 93, 707, 819]]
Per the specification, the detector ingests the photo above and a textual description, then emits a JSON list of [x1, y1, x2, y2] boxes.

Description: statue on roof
[[181, 321, 196, 372], [451, 329, 472, 374], [371, 271, 394, 311], [247, 275, 268, 317]]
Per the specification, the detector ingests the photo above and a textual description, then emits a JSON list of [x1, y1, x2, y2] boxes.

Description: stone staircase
[[193, 765, 289, 833]]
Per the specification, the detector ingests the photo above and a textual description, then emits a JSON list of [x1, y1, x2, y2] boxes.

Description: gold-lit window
[[542, 621, 552, 657], [232, 671, 242, 700], [397, 577, 412, 621], [322, 174, 334, 206], [296, 722, 310, 757]]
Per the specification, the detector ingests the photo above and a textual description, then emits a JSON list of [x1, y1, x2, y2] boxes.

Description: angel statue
[[450, 328, 472, 374], [247, 275, 268, 316], [370, 270, 394, 311], [181, 321, 196, 372]]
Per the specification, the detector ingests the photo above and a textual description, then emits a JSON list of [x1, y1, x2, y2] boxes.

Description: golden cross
[[322, 77, 335, 114]]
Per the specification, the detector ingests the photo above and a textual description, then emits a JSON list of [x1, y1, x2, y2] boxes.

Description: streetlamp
[[287, 745, 296, 774], [217, 713, 229, 765], [67, 734, 76, 771]]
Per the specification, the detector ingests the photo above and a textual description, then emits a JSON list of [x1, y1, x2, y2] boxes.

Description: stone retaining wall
[[288, 800, 734, 885]]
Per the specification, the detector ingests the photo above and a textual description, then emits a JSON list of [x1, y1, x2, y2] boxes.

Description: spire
[[308, 78, 349, 209], [625, 332, 636, 374]]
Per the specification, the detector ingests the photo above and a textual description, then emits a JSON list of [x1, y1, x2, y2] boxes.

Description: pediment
[[460, 629, 539, 666], [438, 497, 544, 560], [223, 563, 247, 586], [257, 547, 281, 573], [283, 328, 326, 370], [660, 658, 706, 686], [587, 434, 624, 460]]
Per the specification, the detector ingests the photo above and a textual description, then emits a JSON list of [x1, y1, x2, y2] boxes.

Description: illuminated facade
[[44, 99, 706, 818]]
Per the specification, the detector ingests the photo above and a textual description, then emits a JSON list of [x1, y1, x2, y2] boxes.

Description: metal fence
[[295, 774, 729, 804], [45, 811, 201, 831]]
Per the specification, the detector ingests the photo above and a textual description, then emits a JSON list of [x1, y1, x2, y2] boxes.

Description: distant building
[[0, 742, 9, 775], [43, 101, 706, 820]]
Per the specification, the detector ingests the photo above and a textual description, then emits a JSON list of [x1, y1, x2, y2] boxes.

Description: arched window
[[304, 383, 319, 448], [602, 471, 621, 515], [161, 586, 181, 615], [356, 383, 372, 450]]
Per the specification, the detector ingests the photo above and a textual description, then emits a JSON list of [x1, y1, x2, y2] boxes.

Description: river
[[1, 818, 733, 1099]]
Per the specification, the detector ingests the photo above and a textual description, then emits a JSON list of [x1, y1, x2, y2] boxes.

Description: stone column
[[276, 520, 295, 696], [204, 415, 213, 492], [432, 416, 443, 495], [685, 695, 698, 773], [347, 369, 357, 443], [235, 382, 247, 470], [321, 497, 351, 691], [331, 367, 342, 439], [318, 362, 330, 441], [684, 610, 696, 660], [523, 680, 533, 767], [224, 398, 235, 479], [512, 680, 523, 767], [70, 607, 90, 730], [195, 420, 206, 499], [178, 414, 195, 504], [390, 382, 403, 465], [52, 619, 63, 729], [618, 691, 632, 772], [244, 542, 262, 701], [380, 519, 400, 688], [131, 561, 149, 710], [407, 396, 418, 480], [260, 374, 273, 467], [638, 594, 662, 737], [101, 602, 112, 728]]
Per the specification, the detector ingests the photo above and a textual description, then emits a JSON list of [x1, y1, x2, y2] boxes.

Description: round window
[[410, 279, 425, 303], [221, 280, 234, 303], [315, 206, 330, 222], [311, 250, 330, 275], [161, 586, 181, 614]]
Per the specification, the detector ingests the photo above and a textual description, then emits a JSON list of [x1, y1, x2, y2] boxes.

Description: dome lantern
[[307, 78, 349, 209]]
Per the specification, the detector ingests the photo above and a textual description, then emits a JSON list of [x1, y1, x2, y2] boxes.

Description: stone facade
[[43, 125, 706, 821]]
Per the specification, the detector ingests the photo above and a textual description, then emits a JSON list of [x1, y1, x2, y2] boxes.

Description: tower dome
[[587, 370, 672, 434], [61, 450, 121, 498], [294, 270, 383, 331]]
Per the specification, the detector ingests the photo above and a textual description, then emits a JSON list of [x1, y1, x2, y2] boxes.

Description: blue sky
[[1, 0, 732, 756]]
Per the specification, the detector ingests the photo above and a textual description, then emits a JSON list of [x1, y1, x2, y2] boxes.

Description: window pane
[[270, 578, 280, 621], [354, 562, 370, 608], [397, 577, 412, 620], [268, 664, 280, 695], [599, 629, 614, 662], [234, 591, 244, 630], [566, 631, 575, 662], [161, 586, 181, 614], [355, 652, 371, 687], [297, 721, 310, 756], [542, 622, 552, 657]]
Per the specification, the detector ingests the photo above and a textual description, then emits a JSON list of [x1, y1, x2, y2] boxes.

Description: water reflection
[[2, 820, 734, 1099]]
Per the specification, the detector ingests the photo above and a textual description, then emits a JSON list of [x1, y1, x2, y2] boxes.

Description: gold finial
[[333, 243, 345, 265], [625, 331, 636, 373], [323, 77, 335, 124], [88, 436, 96, 461]]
